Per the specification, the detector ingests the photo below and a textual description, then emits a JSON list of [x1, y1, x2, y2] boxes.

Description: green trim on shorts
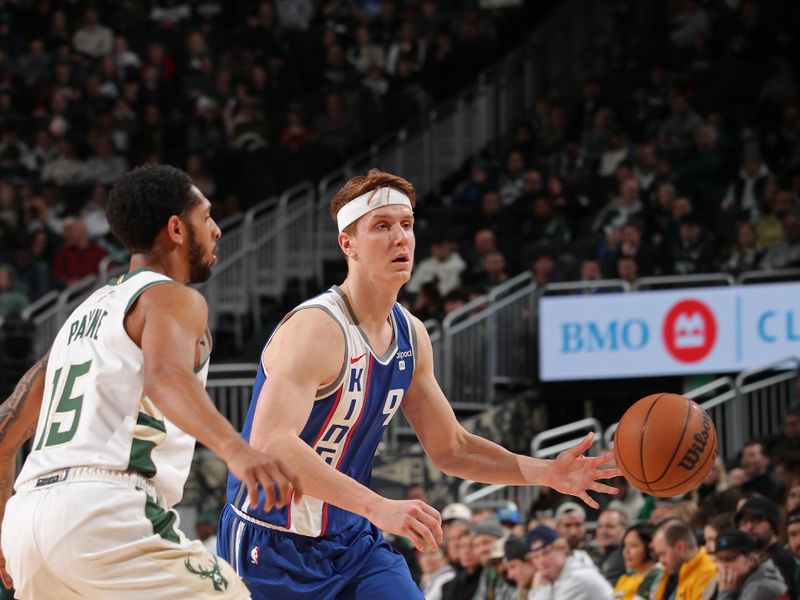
[[144, 494, 180, 544], [136, 411, 166, 432], [128, 438, 158, 478]]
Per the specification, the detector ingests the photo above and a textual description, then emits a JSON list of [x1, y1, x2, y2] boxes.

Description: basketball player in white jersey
[[218, 169, 621, 599], [0, 164, 301, 599]]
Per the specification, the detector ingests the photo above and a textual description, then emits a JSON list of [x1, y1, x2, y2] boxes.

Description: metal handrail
[[737, 269, 800, 285], [633, 273, 735, 290], [540, 279, 631, 296]]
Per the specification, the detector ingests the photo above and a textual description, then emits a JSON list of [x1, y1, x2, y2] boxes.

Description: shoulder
[[138, 281, 207, 315], [263, 306, 345, 378]]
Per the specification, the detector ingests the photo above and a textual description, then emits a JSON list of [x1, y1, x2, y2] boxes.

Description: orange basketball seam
[[648, 434, 717, 495], [647, 395, 692, 486], [639, 393, 666, 493], [615, 394, 662, 487]]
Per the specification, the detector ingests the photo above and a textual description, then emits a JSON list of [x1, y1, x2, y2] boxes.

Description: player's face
[[788, 523, 800, 558], [184, 189, 221, 284], [622, 530, 647, 570], [349, 205, 414, 283]]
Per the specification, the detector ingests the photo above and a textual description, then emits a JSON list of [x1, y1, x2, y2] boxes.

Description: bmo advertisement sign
[[539, 283, 800, 381]]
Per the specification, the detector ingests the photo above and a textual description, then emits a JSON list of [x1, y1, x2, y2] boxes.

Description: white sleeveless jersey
[[16, 268, 211, 508]]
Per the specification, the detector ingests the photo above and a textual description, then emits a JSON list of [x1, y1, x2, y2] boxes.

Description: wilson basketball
[[613, 393, 718, 498]]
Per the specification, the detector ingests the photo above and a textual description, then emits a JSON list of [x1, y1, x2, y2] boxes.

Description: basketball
[[613, 393, 718, 498]]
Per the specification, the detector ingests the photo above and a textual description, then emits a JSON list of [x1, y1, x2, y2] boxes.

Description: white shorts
[[2, 467, 250, 599]]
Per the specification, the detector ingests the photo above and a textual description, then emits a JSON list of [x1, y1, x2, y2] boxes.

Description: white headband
[[337, 187, 412, 233]]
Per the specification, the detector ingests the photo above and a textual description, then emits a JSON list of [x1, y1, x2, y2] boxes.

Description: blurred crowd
[[337, 397, 800, 600], [402, 0, 800, 323], [0, 0, 532, 322]]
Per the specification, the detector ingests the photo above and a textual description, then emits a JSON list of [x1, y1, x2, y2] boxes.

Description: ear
[[165, 214, 186, 246], [339, 231, 356, 259]]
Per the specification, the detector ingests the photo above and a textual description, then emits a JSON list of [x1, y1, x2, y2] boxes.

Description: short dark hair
[[661, 519, 697, 550], [107, 164, 196, 253]]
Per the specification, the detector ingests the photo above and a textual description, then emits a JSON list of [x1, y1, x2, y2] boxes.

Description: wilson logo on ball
[[678, 412, 712, 471], [662, 299, 717, 363]]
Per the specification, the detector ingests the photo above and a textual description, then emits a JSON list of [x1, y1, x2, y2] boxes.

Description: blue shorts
[[218, 504, 422, 600]]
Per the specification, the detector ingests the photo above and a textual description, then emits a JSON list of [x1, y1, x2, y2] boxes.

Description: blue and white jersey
[[226, 285, 417, 538]]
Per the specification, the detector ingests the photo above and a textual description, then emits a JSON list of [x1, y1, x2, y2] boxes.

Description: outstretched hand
[[548, 432, 622, 508]]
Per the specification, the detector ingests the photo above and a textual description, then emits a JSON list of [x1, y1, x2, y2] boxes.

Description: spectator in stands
[[614, 523, 661, 600], [713, 529, 787, 599], [757, 189, 797, 251], [441, 528, 482, 600], [315, 91, 359, 160], [279, 103, 314, 152], [453, 160, 494, 208], [577, 258, 604, 293], [463, 228, 497, 286], [51, 217, 108, 289], [498, 150, 526, 207], [593, 178, 644, 235], [605, 221, 655, 276], [73, 8, 114, 59], [615, 256, 638, 286], [594, 508, 627, 585], [772, 406, 800, 459], [532, 250, 563, 287], [503, 535, 534, 600], [650, 519, 717, 600], [719, 220, 761, 275], [520, 196, 572, 248], [554, 502, 590, 554], [469, 190, 516, 248], [418, 543, 456, 600], [658, 92, 703, 153], [348, 25, 385, 75], [442, 289, 468, 317], [759, 211, 800, 270], [474, 532, 517, 600], [722, 151, 771, 222], [474, 250, 509, 292], [528, 524, 613, 599], [739, 440, 782, 500], [663, 214, 715, 275], [606, 477, 645, 524], [411, 280, 442, 322], [82, 137, 128, 186], [786, 507, 800, 560], [0, 265, 29, 319], [704, 512, 735, 557], [735, 496, 798, 596], [407, 235, 466, 297]]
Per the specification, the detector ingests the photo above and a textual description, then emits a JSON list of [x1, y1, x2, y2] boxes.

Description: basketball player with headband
[[219, 169, 622, 599]]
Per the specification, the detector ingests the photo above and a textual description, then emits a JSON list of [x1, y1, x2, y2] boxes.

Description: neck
[[339, 275, 399, 329], [635, 561, 654, 574], [128, 251, 187, 284]]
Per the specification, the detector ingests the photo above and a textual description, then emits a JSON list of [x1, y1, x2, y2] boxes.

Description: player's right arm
[[132, 283, 302, 509], [249, 308, 442, 551], [0, 352, 49, 589]]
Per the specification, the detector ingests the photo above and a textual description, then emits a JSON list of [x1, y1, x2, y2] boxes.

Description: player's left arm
[[0, 351, 49, 589], [402, 315, 620, 507]]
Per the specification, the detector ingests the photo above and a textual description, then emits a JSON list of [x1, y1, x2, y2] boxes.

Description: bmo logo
[[662, 299, 717, 363]]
